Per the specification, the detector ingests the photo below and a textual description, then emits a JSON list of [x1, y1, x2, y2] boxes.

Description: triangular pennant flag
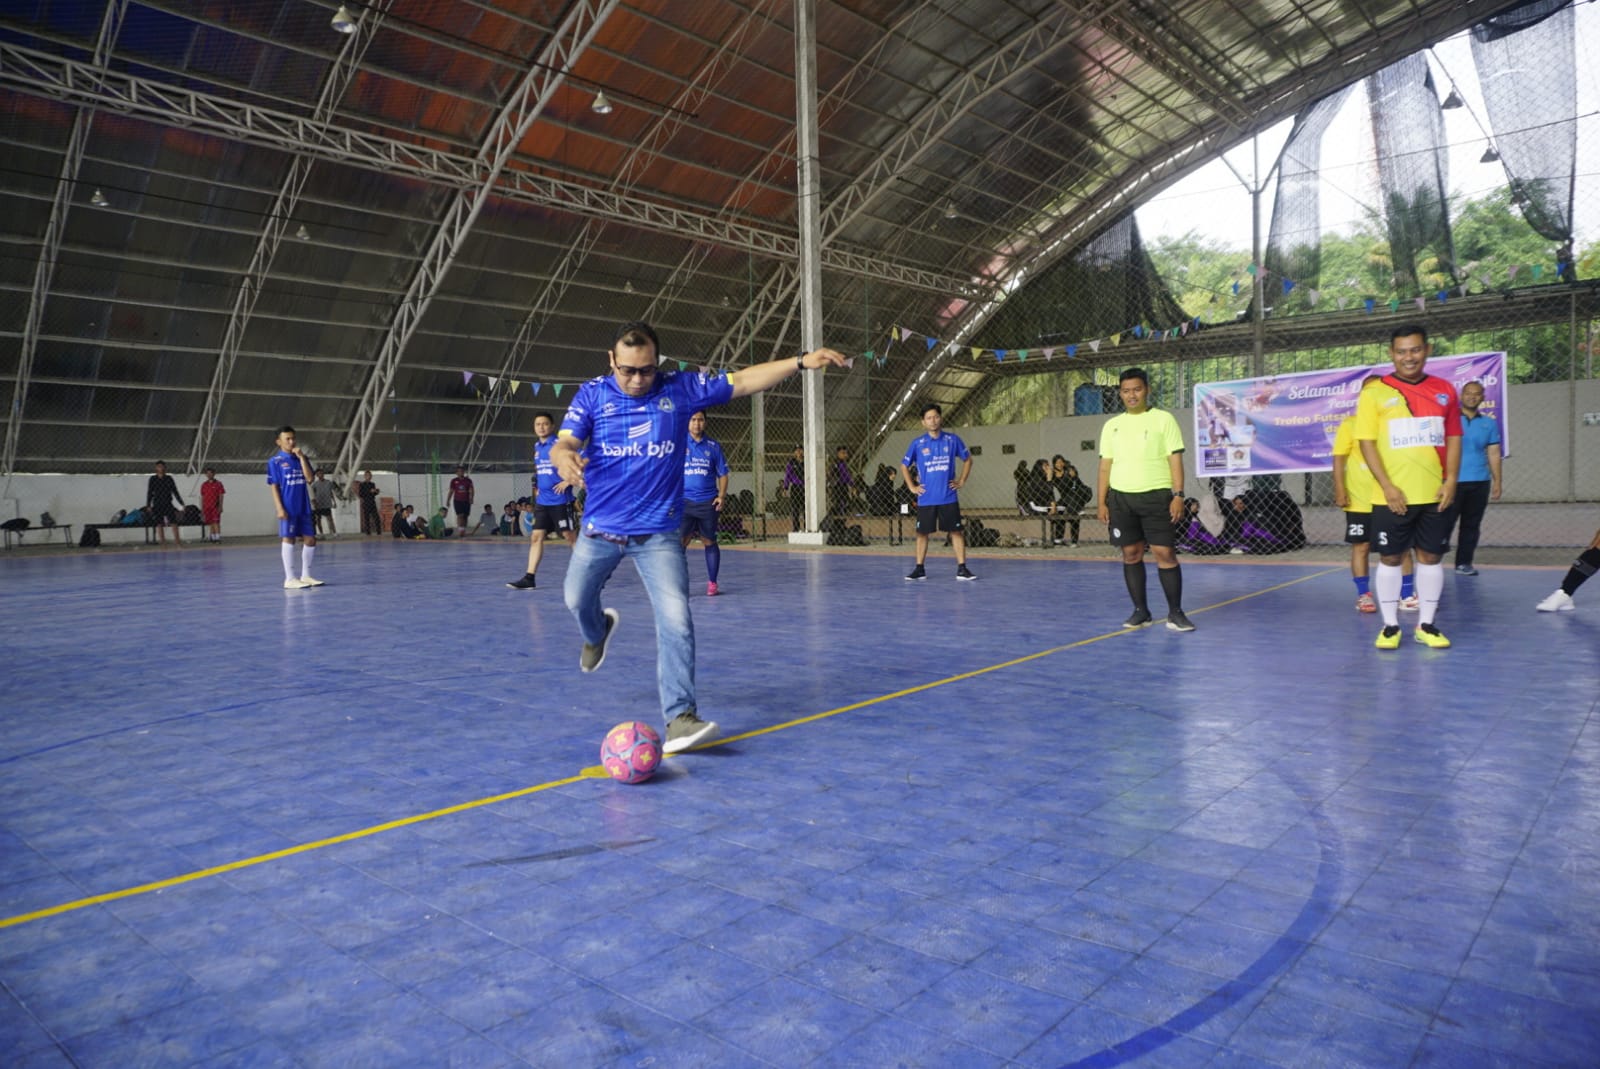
[[1246, 263, 1258, 276], [1509, 265, 1521, 281], [971, 347, 982, 360], [1460, 283, 1470, 297], [844, 357, 854, 369], [1531, 264, 1544, 279], [925, 336, 936, 351], [676, 360, 687, 370], [1065, 345, 1076, 358], [1110, 333, 1121, 346], [1364, 298, 1376, 313], [462, 371, 474, 385], [1132, 325, 1143, 339], [863, 351, 875, 362], [531, 382, 541, 395], [1388, 298, 1400, 313], [1557, 260, 1568, 277], [1307, 288, 1319, 306], [1337, 297, 1348, 310], [1415, 297, 1426, 311], [1017, 350, 1027, 362], [1282, 278, 1295, 295], [995, 349, 1007, 362], [891, 326, 901, 342], [1180, 321, 1189, 335], [1436, 290, 1447, 304], [510, 380, 521, 394], [1043, 348, 1055, 360], [553, 383, 563, 397], [488, 376, 498, 390], [1231, 280, 1240, 295], [1089, 339, 1101, 353]]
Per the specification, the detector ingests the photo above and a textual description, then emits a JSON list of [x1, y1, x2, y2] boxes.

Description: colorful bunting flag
[[1364, 298, 1376, 313], [553, 384, 563, 397], [1282, 278, 1295, 295], [462, 371, 473, 385], [924, 336, 936, 351], [1089, 339, 1101, 353]]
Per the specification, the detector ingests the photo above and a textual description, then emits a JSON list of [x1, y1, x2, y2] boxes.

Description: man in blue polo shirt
[[900, 402, 976, 581], [680, 410, 730, 597], [1446, 379, 1503, 576], [506, 413, 578, 589], [552, 321, 847, 754]]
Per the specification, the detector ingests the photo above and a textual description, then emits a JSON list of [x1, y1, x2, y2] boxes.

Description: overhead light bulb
[[591, 91, 614, 115], [90, 189, 108, 207], [943, 200, 958, 220], [624, 281, 634, 293], [296, 224, 311, 240], [331, 4, 356, 34], [1479, 145, 1500, 163], [1440, 88, 1464, 109]]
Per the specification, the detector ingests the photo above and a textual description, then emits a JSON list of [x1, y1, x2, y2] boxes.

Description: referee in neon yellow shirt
[[1096, 368, 1194, 632]]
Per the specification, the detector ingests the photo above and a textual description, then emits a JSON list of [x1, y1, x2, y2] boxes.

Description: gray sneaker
[[1122, 608, 1153, 629], [580, 609, 619, 673], [663, 711, 719, 754]]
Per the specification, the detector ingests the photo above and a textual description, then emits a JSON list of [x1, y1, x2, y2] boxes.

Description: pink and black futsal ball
[[600, 721, 662, 784]]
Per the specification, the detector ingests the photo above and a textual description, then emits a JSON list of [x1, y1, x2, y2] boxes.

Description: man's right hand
[[1096, 503, 1110, 523], [1382, 485, 1408, 516]]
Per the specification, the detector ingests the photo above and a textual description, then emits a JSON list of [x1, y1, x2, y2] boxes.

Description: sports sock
[[1375, 562, 1402, 626], [1353, 575, 1370, 596], [1158, 564, 1183, 613], [705, 542, 720, 583], [281, 541, 296, 580], [1123, 562, 1148, 612], [301, 543, 316, 579], [1562, 547, 1600, 596], [1415, 561, 1443, 625], [1400, 572, 1416, 600]]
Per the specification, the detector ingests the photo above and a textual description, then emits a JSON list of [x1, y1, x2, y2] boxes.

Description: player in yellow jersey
[[1354, 326, 1461, 649], [1332, 376, 1414, 613]]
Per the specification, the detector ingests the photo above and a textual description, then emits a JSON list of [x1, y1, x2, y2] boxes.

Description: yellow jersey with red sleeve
[[1352, 373, 1462, 506], [1331, 415, 1375, 514]]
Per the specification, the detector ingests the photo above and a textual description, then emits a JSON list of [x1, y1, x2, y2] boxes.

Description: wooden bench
[[80, 519, 207, 545], [2, 523, 74, 549]]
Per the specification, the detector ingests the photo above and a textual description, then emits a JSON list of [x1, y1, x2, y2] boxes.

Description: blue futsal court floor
[[2, 538, 1598, 1067]]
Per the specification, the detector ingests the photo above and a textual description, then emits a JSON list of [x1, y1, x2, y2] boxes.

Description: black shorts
[[915, 502, 963, 534], [679, 499, 719, 542], [1343, 511, 1371, 546], [313, 507, 332, 519], [1106, 488, 1177, 548], [530, 503, 574, 535], [149, 506, 178, 524], [1368, 501, 1455, 557], [453, 500, 472, 518]]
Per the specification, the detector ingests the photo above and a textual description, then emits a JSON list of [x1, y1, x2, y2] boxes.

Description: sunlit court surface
[[3, 540, 1597, 1067]]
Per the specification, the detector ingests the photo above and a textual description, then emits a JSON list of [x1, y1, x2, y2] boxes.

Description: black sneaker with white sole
[[506, 573, 536, 589], [663, 711, 719, 754], [580, 609, 619, 673], [1122, 608, 1153, 628], [956, 565, 977, 581], [905, 564, 927, 581]]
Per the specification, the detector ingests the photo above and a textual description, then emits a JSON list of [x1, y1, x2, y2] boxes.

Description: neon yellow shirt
[[1100, 408, 1186, 492], [1332, 416, 1375, 515]]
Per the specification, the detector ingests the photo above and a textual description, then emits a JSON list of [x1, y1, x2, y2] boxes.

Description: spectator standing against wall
[[448, 465, 475, 539], [147, 460, 185, 547], [310, 469, 338, 537], [900, 403, 976, 582], [1446, 380, 1502, 576], [200, 467, 226, 543], [354, 470, 380, 535], [781, 446, 805, 532], [507, 413, 578, 590]]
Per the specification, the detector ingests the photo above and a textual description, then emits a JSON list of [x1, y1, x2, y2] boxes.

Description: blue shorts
[[279, 513, 315, 540], [679, 499, 719, 542]]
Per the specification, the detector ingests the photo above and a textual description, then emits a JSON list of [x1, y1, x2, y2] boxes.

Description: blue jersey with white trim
[[533, 437, 573, 506], [560, 370, 734, 534], [682, 437, 729, 503], [266, 449, 311, 516], [901, 431, 969, 506]]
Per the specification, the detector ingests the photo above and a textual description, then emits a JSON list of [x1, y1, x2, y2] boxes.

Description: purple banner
[[1192, 352, 1507, 476]]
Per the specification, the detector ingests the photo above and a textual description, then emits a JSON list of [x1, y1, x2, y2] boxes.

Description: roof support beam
[[182, 0, 392, 479], [332, 0, 622, 480], [0, 41, 976, 297], [2, 0, 128, 479]]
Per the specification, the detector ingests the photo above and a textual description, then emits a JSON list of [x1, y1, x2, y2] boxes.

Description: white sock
[[301, 543, 316, 579], [1416, 561, 1444, 626], [281, 541, 296, 580], [1375, 563, 1402, 627]]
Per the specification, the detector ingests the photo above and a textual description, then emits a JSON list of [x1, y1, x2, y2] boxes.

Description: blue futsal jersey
[[266, 449, 311, 516], [560, 370, 734, 535], [901, 431, 969, 506], [682, 436, 729, 503], [532, 437, 574, 506]]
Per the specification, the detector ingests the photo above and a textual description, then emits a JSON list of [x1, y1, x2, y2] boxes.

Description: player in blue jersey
[[506, 413, 578, 590], [266, 425, 322, 589], [900, 403, 976, 581], [680, 410, 731, 597], [552, 321, 847, 754]]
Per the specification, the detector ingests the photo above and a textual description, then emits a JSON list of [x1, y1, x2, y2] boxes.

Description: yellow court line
[[3, 567, 1336, 930]]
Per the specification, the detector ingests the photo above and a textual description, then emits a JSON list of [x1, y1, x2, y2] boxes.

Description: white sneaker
[[283, 578, 307, 589], [299, 576, 325, 587], [1536, 590, 1574, 613], [1400, 595, 1420, 611]]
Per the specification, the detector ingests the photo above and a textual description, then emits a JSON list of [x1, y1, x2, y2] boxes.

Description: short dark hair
[[154, 460, 166, 467], [1119, 367, 1148, 386], [1389, 324, 1429, 346], [276, 425, 295, 436], [534, 411, 554, 423], [612, 320, 660, 354], [921, 403, 942, 418], [689, 410, 706, 420]]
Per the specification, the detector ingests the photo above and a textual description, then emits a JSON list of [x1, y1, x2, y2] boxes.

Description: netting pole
[[1570, 289, 1579, 502], [794, 0, 825, 538], [1250, 135, 1265, 378]]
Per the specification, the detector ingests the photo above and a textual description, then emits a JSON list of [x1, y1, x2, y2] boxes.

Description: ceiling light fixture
[[90, 189, 107, 207], [591, 91, 614, 115], [331, 4, 356, 34], [1440, 88, 1464, 109], [943, 200, 959, 220], [1479, 145, 1500, 163], [296, 224, 311, 240], [624, 281, 634, 293]]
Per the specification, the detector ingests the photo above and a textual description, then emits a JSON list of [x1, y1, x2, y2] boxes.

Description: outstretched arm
[[728, 348, 849, 400]]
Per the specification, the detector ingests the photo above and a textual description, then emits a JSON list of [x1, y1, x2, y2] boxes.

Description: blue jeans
[[564, 531, 695, 724]]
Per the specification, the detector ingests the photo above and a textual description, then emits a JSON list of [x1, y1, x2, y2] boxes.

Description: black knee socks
[[1563, 548, 1600, 596], [1124, 563, 1148, 611], [1158, 564, 1183, 612]]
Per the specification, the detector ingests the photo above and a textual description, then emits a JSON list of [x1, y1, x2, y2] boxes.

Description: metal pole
[[1251, 135, 1265, 378], [794, 0, 825, 537]]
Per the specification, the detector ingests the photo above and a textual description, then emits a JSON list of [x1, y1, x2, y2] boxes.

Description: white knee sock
[[1415, 561, 1444, 626], [281, 541, 296, 580], [301, 543, 316, 579], [1375, 562, 1402, 627]]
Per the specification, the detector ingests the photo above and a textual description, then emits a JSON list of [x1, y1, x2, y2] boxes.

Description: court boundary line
[[2, 566, 1337, 929]]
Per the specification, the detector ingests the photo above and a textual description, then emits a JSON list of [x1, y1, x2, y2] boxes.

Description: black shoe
[[1166, 610, 1196, 632], [663, 710, 719, 754], [580, 609, 619, 673], [905, 564, 926, 581], [1122, 609, 1153, 629], [506, 573, 536, 589], [956, 565, 977, 581]]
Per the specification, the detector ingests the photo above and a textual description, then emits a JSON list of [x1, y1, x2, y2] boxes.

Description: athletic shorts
[[313, 507, 332, 519], [1343, 510, 1372, 545], [453, 500, 472, 518], [202, 506, 222, 524], [1368, 501, 1455, 557], [530, 503, 574, 535], [915, 502, 963, 534], [679, 499, 719, 542], [149, 506, 179, 525], [279, 513, 315, 539], [1106, 488, 1177, 548]]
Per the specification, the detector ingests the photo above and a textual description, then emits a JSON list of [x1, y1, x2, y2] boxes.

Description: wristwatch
[[1171, 489, 1184, 498], [796, 354, 805, 371]]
